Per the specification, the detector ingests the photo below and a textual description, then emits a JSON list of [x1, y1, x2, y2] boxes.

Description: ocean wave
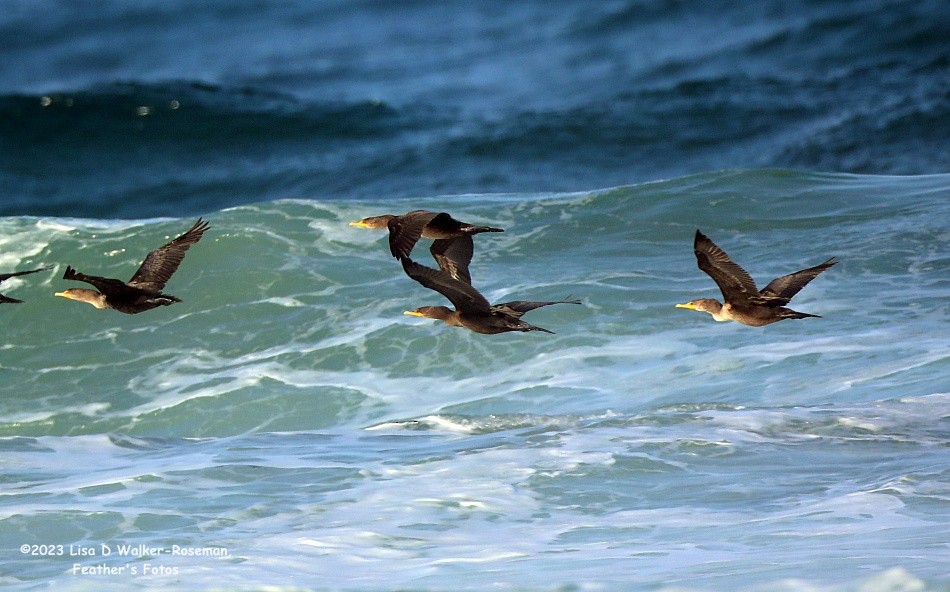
[[0, 169, 947, 440], [0, 173, 946, 588]]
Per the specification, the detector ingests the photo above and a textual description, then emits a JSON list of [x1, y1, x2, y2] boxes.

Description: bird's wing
[[693, 230, 759, 304], [387, 210, 441, 259], [128, 218, 210, 292], [759, 257, 837, 305], [430, 236, 473, 285], [0, 265, 54, 284], [400, 257, 492, 314], [494, 299, 581, 317], [63, 266, 146, 298]]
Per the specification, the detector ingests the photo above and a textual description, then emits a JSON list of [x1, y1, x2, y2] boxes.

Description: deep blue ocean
[[1, 2, 947, 591]]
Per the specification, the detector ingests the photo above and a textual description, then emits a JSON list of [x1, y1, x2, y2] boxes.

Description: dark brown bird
[[0, 265, 53, 303], [676, 229, 836, 327], [55, 218, 210, 314], [349, 210, 503, 261], [400, 252, 579, 334]]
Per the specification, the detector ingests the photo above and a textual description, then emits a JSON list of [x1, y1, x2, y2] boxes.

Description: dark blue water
[[1, 0, 947, 218]]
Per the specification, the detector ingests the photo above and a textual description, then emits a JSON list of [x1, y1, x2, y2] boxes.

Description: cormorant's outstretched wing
[[400, 257, 492, 315], [63, 266, 149, 298], [759, 257, 837, 305], [387, 210, 443, 259], [0, 265, 53, 284], [493, 299, 581, 318], [430, 236, 474, 285], [128, 218, 210, 292], [694, 230, 759, 304], [0, 265, 53, 303]]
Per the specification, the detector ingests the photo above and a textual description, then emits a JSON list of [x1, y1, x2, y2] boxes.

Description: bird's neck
[[76, 289, 110, 309], [432, 307, 463, 326], [708, 300, 729, 322]]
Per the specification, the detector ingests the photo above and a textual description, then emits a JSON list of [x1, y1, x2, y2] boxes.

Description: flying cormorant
[[350, 210, 503, 261], [676, 229, 836, 326], [55, 218, 210, 314], [400, 251, 579, 334]]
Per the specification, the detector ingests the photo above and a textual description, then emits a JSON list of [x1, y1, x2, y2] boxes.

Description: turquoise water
[[1, 170, 947, 590]]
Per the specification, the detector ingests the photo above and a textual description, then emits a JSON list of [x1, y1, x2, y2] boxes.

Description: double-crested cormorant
[[400, 250, 579, 334], [55, 218, 210, 314], [676, 229, 836, 326], [0, 265, 53, 303], [350, 210, 503, 260]]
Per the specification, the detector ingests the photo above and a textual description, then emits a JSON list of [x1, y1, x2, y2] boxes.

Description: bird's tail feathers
[[466, 226, 504, 234], [785, 309, 821, 320]]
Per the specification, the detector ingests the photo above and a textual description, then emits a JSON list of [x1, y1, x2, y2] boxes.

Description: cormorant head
[[349, 215, 396, 229], [675, 298, 723, 316], [403, 306, 454, 321]]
